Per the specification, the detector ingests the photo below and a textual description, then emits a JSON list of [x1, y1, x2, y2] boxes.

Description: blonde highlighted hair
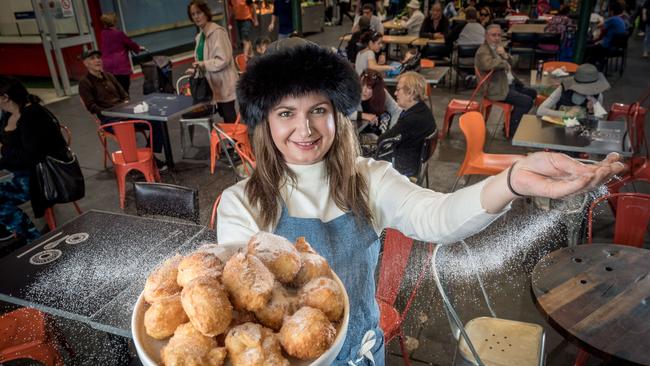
[[100, 13, 117, 27], [244, 110, 373, 228]]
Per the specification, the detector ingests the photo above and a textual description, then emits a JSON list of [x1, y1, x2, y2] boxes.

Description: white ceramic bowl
[[131, 247, 350, 366]]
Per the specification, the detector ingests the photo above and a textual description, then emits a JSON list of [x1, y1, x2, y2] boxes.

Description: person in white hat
[[402, 0, 425, 35], [537, 63, 611, 119]]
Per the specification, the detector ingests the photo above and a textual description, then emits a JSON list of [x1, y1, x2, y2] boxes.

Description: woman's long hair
[[0, 76, 42, 111], [245, 109, 373, 229], [360, 69, 387, 115]]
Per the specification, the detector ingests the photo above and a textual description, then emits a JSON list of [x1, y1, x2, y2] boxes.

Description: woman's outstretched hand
[[510, 152, 626, 199]]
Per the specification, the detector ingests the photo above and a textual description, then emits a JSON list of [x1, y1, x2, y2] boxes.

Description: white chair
[[176, 74, 211, 158], [431, 241, 546, 366]]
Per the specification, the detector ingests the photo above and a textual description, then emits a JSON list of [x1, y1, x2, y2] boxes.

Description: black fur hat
[[237, 40, 360, 127]]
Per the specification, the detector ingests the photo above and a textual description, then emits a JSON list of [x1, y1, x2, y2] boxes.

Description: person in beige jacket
[[186, 0, 239, 123], [475, 24, 536, 136]]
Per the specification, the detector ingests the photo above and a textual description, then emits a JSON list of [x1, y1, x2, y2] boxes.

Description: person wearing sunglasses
[[478, 7, 494, 27]]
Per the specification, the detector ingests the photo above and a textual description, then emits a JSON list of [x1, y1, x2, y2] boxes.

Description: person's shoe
[[154, 157, 168, 172]]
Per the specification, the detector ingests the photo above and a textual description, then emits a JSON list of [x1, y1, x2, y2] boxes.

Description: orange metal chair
[[234, 141, 256, 177], [376, 229, 434, 366], [208, 194, 222, 230], [587, 192, 650, 247], [43, 125, 82, 230], [453, 112, 523, 190], [209, 115, 252, 174], [542, 61, 578, 73], [419, 59, 435, 69], [475, 68, 516, 138], [98, 120, 160, 209], [235, 54, 248, 73], [0, 308, 64, 366], [441, 69, 494, 138]]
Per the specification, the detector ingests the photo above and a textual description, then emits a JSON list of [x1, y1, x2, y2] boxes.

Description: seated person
[[586, 1, 628, 69], [347, 15, 372, 63], [402, 0, 425, 35], [457, 7, 485, 45], [475, 24, 537, 136], [537, 63, 610, 119], [352, 69, 403, 143], [253, 37, 271, 57], [479, 6, 494, 27], [377, 71, 436, 176], [78, 49, 167, 166], [541, 5, 575, 52], [352, 4, 384, 34], [355, 31, 397, 75], [420, 2, 451, 59]]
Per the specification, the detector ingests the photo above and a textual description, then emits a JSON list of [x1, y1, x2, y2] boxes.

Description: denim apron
[[274, 205, 385, 366]]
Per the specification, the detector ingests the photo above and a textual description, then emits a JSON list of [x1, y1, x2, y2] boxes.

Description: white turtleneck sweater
[[217, 157, 509, 246]]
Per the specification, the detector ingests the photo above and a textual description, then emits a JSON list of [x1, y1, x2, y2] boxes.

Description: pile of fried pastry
[[142, 232, 345, 366]]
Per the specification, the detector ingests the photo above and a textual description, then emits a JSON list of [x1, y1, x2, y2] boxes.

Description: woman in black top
[[0, 76, 69, 242]]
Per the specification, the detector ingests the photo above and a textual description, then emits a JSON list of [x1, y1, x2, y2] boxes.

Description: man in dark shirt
[[78, 50, 166, 165], [268, 0, 293, 39]]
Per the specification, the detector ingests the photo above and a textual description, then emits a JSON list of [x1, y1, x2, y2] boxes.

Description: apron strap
[[347, 329, 377, 366]]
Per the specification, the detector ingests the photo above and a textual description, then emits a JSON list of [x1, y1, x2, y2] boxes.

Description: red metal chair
[[235, 54, 248, 73], [376, 229, 434, 366], [0, 308, 65, 366], [208, 194, 222, 230], [43, 124, 82, 230], [209, 115, 252, 174], [587, 192, 650, 247], [475, 68, 516, 138], [453, 111, 523, 190], [98, 120, 160, 209], [440, 70, 494, 139]]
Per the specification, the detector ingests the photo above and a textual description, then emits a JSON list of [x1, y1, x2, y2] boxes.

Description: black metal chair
[[454, 44, 480, 92], [535, 32, 561, 61], [509, 32, 537, 69], [413, 131, 439, 188], [134, 182, 200, 224], [492, 18, 509, 31], [422, 43, 452, 66], [525, 18, 547, 24], [604, 32, 630, 76], [373, 134, 402, 165]]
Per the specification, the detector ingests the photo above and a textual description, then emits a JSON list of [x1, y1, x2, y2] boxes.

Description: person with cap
[[475, 24, 537, 136], [78, 49, 167, 168], [401, 0, 425, 35], [537, 64, 610, 119], [216, 37, 624, 366], [99, 12, 145, 95]]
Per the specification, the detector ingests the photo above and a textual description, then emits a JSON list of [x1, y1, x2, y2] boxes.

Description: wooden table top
[[339, 34, 419, 45], [508, 23, 547, 34], [532, 244, 650, 365], [411, 37, 445, 46], [383, 20, 406, 30]]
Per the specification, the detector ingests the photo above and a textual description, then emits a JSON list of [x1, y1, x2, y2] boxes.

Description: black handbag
[[34, 111, 85, 204], [190, 67, 213, 104]]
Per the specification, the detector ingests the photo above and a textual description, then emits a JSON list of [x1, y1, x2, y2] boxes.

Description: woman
[[0, 77, 69, 242], [217, 39, 623, 365], [186, 0, 239, 123], [355, 69, 402, 132], [541, 5, 575, 52], [99, 12, 144, 94], [537, 63, 610, 119], [377, 71, 436, 176], [355, 31, 395, 75], [479, 6, 494, 27]]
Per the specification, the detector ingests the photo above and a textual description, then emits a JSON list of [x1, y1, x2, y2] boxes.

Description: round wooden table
[[532, 244, 650, 366]]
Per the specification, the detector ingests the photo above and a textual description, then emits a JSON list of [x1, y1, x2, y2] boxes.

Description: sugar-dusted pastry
[[144, 294, 188, 340], [225, 322, 289, 366], [293, 241, 332, 287], [181, 276, 233, 337], [254, 282, 292, 331], [279, 306, 336, 360], [177, 249, 224, 287], [247, 232, 301, 284], [299, 276, 344, 321], [144, 255, 182, 303], [222, 252, 274, 311], [161, 322, 227, 366]]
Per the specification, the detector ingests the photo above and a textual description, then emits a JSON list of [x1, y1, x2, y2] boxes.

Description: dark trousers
[[504, 82, 536, 135], [337, 2, 354, 25], [114, 74, 131, 96], [585, 44, 608, 70], [98, 115, 165, 155]]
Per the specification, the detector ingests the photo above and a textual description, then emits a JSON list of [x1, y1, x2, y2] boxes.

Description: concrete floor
[[8, 17, 650, 366]]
